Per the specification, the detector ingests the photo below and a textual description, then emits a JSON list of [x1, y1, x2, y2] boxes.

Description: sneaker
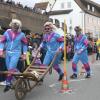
[[3, 85, 11, 92], [70, 73, 77, 79], [0, 81, 7, 86], [85, 73, 91, 78], [58, 73, 64, 81], [0, 81, 11, 86]]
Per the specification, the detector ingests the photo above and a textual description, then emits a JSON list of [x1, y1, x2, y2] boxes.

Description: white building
[[74, 0, 100, 39], [39, 0, 100, 38]]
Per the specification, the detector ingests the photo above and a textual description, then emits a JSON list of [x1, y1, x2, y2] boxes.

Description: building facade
[[41, 0, 100, 39]]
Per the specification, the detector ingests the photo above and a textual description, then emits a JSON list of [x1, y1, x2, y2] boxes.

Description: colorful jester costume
[[40, 32, 64, 81], [0, 29, 27, 71], [0, 19, 28, 92], [0, 29, 27, 93], [71, 33, 91, 79]]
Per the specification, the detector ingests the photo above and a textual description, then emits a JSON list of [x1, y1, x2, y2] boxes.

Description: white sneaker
[[0, 81, 11, 86], [0, 81, 7, 86]]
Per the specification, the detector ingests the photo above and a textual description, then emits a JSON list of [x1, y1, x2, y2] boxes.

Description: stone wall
[[0, 2, 49, 33]]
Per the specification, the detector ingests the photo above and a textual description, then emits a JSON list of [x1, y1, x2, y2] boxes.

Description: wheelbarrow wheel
[[15, 79, 27, 100]]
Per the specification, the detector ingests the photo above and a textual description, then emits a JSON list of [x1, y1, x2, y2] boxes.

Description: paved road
[[0, 55, 100, 100]]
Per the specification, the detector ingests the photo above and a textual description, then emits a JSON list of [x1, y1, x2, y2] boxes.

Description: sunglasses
[[44, 28, 51, 30]]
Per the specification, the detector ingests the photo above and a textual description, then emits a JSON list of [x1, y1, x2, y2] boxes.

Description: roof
[[34, 2, 49, 10], [82, 0, 100, 8], [74, 0, 100, 17], [46, 9, 73, 15]]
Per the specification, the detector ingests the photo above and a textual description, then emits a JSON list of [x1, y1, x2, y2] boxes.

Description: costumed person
[[0, 19, 27, 92], [38, 22, 64, 81], [96, 39, 100, 60], [70, 26, 91, 79]]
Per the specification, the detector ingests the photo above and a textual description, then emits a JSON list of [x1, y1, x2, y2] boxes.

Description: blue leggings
[[43, 51, 63, 75], [5, 51, 21, 83], [72, 51, 91, 74], [5, 51, 21, 70]]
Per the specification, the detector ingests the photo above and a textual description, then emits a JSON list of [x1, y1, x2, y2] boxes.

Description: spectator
[[32, 42, 42, 65], [96, 39, 100, 60]]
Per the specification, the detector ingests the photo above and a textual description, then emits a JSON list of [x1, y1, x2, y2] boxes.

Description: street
[[0, 55, 100, 100], [0, 0, 100, 100]]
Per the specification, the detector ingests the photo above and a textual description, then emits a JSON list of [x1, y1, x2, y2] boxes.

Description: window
[[88, 17, 92, 23], [61, 3, 64, 9], [87, 5, 90, 10], [61, 2, 71, 9], [55, 19, 60, 27], [87, 17, 90, 23], [67, 2, 71, 8], [98, 19, 100, 25], [92, 7, 95, 12]]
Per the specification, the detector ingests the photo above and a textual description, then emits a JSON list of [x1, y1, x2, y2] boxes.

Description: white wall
[[69, 0, 82, 35], [49, 0, 82, 35], [85, 13, 100, 38]]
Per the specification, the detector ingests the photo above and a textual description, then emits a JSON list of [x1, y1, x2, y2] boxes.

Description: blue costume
[[0, 29, 27, 83], [40, 32, 64, 80], [72, 34, 91, 77]]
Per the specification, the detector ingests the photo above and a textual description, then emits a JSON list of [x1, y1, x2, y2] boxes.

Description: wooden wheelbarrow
[[0, 51, 59, 100]]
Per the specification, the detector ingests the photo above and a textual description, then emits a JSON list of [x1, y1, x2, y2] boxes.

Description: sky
[[5, 0, 100, 8]]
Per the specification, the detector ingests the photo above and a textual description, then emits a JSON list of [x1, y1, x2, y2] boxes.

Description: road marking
[[49, 82, 60, 88], [49, 78, 86, 88], [69, 78, 86, 82]]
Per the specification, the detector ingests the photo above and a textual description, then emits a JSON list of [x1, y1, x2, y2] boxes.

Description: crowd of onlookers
[[0, 28, 99, 82], [0, 0, 43, 14], [0, 30, 98, 65], [26, 32, 98, 63]]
